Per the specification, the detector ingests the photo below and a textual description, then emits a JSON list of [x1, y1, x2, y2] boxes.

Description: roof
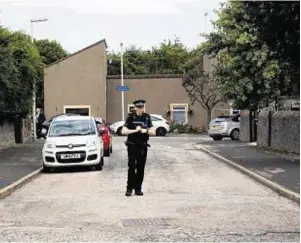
[[45, 39, 107, 68], [53, 116, 94, 121]]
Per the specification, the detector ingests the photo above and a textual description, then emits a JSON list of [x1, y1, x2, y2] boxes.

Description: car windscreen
[[48, 119, 96, 137]]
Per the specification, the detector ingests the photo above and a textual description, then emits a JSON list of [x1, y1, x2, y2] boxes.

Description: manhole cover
[[122, 218, 169, 227]]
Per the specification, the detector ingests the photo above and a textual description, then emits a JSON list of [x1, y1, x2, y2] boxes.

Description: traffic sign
[[116, 85, 130, 91]]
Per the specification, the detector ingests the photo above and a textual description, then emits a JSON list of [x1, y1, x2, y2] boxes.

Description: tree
[[243, 1, 300, 98], [35, 39, 68, 65], [203, 1, 299, 110], [107, 38, 193, 75], [182, 46, 222, 127], [0, 27, 42, 120], [35, 39, 69, 107]]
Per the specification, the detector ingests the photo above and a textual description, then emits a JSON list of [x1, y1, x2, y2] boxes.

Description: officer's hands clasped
[[135, 126, 148, 134], [136, 126, 142, 132]]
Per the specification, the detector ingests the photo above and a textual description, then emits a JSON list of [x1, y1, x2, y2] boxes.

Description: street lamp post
[[30, 18, 48, 141], [120, 42, 125, 121]]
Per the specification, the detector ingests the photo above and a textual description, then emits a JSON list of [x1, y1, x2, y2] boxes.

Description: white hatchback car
[[109, 114, 170, 136], [42, 116, 104, 172]]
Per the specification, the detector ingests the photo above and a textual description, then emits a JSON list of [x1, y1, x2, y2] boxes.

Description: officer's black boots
[[125, 189, 144, 196], [125, 189, 132, 196], [135, 190, 143, 196]]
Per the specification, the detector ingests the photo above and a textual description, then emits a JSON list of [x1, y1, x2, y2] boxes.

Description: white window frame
[[63, 105, 91, 116], [170, 103, 189, 124]]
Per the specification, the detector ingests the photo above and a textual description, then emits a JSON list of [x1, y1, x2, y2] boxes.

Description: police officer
[[121, 99, 156, 196]]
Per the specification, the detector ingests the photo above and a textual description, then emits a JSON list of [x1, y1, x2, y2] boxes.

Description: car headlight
[[46, 143, 55, 149], [86, 140, 97, 147]]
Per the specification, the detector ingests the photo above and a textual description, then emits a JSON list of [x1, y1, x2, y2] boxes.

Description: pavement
[[0, 140, 44, 192], [195, 136, 300, 194], [0, 136, 299, 242]]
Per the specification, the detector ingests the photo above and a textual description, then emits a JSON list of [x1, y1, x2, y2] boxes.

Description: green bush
[[170, 122, 204, 134]]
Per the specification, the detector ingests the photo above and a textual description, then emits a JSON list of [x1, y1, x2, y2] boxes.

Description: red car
[[95, 118, 112, 157]]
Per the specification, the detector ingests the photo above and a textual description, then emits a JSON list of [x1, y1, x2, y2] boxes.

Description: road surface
[[0, 136, 299, 241]]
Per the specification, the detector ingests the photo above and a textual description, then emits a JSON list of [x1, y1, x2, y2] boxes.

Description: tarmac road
[[0, 136, 299, 242]]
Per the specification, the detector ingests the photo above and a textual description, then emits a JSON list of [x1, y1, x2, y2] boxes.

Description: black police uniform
[[123, 100, 153, 196]]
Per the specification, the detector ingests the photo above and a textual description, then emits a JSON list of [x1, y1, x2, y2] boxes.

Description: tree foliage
[[35, 39, 68, 65], [0, 27, 43, 119], [108, 39, 193, 75], [204, 1, 299, 109]]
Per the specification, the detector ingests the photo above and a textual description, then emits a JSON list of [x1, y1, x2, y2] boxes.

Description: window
[[128, 105, 135, 113], [170, 103, 188, 124], [64, 105, 90, 116]]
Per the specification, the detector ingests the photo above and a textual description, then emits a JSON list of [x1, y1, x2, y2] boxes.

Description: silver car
[[208, 114, 240, 141]]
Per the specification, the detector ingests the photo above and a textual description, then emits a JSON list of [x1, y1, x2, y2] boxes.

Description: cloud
[[1, 0, 200, 15]]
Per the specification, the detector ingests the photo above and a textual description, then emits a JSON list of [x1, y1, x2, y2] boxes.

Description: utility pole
[[30, 18, 48, 141], [120, 42, 125, 121]]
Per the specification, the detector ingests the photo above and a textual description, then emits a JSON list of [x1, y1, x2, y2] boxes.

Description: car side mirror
[[98, 129, 105, 135]]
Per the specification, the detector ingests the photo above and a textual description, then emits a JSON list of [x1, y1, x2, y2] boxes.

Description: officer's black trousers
[[127, 144, 148, 191]]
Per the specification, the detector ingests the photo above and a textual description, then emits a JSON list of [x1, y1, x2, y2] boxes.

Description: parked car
[[42, 116, 104, 172], [208, 115, 232, 128], [41, 113, 81, 136], [208, 114, 240, 141], [95, 118, 112, 157], [109, 114, 170, 136]]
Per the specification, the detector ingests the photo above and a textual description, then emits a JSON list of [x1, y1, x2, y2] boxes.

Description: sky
[[0, 0, 222, 54]]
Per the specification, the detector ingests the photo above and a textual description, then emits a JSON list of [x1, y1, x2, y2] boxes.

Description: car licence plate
[[42, 128, 47, 133], [61, 154, 81, 159]]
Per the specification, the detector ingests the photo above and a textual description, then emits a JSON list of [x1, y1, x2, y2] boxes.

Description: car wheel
[[212, 136, 223, 141], [117, 127, 123, 136], [230, 129, 240, 140], [156, 127, 167, 136], [95, 157, 104, 171], [42, 164, 51, 173]]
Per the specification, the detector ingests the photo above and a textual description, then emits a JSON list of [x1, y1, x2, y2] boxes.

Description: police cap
[[133, 99, 145, 108]]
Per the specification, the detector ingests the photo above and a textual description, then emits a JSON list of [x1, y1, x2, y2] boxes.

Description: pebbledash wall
[[240, 110, 300, 154], [0, 121, 15, 148], [257, 111, 300, 154], [0, 118, 32, 149]]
